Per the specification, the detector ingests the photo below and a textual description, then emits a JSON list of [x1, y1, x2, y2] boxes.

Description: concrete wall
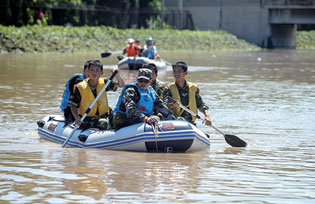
[[220, 1, 269, 47], [165, 0, 315, 48], [269, 9, 315, 24]]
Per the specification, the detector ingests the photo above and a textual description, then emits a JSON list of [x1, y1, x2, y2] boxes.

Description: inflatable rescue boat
[[37, 115, 210, 153], [117, 56, 167, 70]]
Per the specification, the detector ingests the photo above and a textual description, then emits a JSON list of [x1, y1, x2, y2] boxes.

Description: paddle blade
[[101, 52, 111, 58], [224, 134, 247, 147]]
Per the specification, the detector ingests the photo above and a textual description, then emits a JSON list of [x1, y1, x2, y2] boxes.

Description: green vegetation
[[0, 25, 259, 53], [1, 0, 160, 27], [296, 30, 315, 50]]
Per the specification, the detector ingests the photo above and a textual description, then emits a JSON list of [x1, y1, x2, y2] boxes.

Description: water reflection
[[0, 148, 209, 203]]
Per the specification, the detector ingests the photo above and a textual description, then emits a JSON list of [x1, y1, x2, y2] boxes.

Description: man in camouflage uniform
[[112, 68, 175, 128], [144, 63, 165, 99], [60, 60, 91, 125], [68, 60, 125, 130], [164, 61, 212, 126]]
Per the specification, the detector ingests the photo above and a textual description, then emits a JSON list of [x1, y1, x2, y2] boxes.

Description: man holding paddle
[[68, 60, 124, 130], [60, 60, 91, 124], [141, 37, 160, 60], [163, 61, 247, 147], [164, 61, 212, 127]]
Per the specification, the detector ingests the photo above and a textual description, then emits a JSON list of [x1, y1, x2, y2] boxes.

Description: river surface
[[0, 50, 314, 203]]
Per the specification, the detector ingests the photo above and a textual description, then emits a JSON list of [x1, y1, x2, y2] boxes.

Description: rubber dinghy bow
[[62, 70, 118, 148], [171, 98, 247, 147]]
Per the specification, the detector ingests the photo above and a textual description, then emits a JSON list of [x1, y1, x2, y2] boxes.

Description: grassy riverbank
[[296, 30, 315, 50], [0, 25, 259, 54], [1, 25, 315, 54]]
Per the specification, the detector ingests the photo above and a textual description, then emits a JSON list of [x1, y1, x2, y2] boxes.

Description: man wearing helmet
[[141, 37, 160, 60], [122, 38, 140, 57]]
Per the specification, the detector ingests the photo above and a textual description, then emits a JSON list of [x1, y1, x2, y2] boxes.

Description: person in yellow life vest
[[122, 38, 140, 57], [68, 60, 125, 130], [164, 61, 212, 126]]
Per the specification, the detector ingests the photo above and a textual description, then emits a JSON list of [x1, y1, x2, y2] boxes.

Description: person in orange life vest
[[134, 39, 143, 56], [122, 38, 139, 57], [68, 60, 125, 130], [164, 61, 212, 126]]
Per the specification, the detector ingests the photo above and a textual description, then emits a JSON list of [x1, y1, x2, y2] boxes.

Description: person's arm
[[164, 86, 179, 109], [103, 69, 124, 92], [111, 68, 125, 88], [123, 87, 145, 121], [200, 109, 211, 126], [122, 47, 127, 57], [153, 46, 160, 59], [196, 88, 212, 126], [144, 45, 152, 52], [68, 87, 82, 126], [167, 99, 179, 109], [154, 96, 176, 120], [71, 105, 82, 126]]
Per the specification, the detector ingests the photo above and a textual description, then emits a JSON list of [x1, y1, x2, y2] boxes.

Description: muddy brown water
[[0, 50, 314, 203]]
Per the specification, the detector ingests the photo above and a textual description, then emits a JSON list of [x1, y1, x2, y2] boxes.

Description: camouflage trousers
[[81, 116, 111, 130]]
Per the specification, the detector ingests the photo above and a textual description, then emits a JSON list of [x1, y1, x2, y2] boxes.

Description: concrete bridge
[[165, 0, 315, 48]]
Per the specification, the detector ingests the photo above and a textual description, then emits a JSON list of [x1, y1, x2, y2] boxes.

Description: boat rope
[[151, 123, 159, 152], [157, 124, 163, 132]]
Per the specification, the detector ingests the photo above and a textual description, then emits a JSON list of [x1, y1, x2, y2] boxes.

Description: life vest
[[166, 81, 198, 122], [141, 45, 155, 59], [60, 73, 85, 111], [125, 44, 138, 57], [76, 78, 109, 117], [113, 81, 156, 117]]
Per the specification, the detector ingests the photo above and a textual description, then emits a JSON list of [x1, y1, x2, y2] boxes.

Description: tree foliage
[[0, 0, 160, 27]]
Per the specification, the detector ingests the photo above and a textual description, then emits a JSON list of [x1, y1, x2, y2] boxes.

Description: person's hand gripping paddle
[[62, 70, 118, 148], [169, 97, 247, 147]]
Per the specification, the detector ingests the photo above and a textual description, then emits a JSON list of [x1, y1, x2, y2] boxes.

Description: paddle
[[171, 99, 247, 147], [101, 51, 122, 58], [62, 70, 118, 148]]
